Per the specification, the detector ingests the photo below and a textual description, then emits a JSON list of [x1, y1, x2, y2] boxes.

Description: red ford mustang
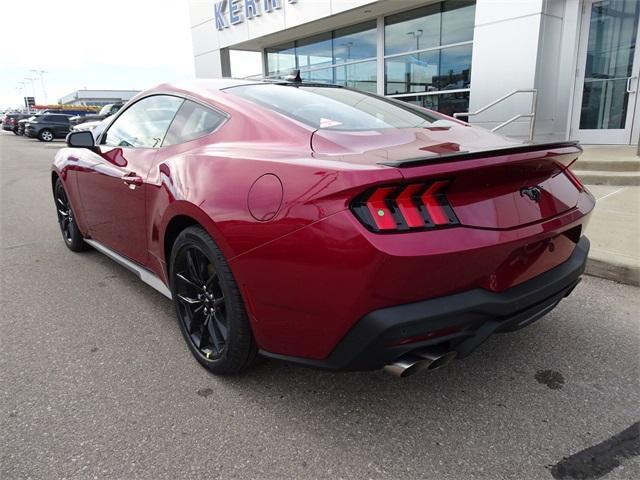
[[52, 79, 594, 377]]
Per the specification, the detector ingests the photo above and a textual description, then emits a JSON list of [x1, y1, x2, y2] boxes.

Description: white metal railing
[[454, 89, 538, 142]]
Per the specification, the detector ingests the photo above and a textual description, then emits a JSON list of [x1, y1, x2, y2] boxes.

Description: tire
[[12, 129, 19, 135], [53, 178, 87, 252], [170, 226, 257, 375], [39, 129, 54, 142]]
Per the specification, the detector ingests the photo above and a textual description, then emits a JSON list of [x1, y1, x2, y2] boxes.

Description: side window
[[163, 100, 226, 147], [102, 95, 184, 148]]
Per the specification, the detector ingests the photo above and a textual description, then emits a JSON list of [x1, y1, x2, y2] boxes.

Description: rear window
[[225, 84, 439, 131], [163, 100, 226, 146]]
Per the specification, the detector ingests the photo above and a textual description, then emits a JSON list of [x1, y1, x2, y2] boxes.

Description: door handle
[[627, 76, 638, 93], [122, 174, 143, 189]]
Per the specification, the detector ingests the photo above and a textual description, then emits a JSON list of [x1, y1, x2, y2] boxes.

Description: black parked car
[[2, 114, 31, 134], [69, 103, 123, 127], [24, 114, 72, 141]]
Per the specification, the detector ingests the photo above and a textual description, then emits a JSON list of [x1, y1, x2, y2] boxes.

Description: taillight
[[351, 180, 459, 233]]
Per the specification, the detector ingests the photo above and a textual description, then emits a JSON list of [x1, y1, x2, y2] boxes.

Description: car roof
[[181, 78, 283, 89], [145, 77, 343, 100]]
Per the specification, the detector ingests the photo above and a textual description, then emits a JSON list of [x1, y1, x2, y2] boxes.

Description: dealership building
[[188, 0, 640, 145], [58, 89, 141, 107]]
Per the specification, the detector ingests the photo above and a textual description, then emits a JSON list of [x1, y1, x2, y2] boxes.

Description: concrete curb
[[586, 255, 640, 287], [574, 171, 640, 186]]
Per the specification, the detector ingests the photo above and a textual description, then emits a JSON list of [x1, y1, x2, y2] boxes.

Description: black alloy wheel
[[170, 226, 256, 374], [175, 245, 228, 360], [54, 178, 86, 252]]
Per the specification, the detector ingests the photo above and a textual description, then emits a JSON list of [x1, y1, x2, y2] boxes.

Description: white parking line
[[596, 187, 625, 201]]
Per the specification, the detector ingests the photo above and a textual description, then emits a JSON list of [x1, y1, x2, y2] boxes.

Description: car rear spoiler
[[377, 141, 582, 168]]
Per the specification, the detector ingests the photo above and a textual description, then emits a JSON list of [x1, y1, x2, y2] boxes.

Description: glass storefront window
[[441, 1, 476, 45], [385, 50, 440, 95], [335, 60, 377, 93], [385, 1, 475, 55], [266, 21, 377, 77], [384, 4, 441, 55], [400, 92, 470, 118], [333, 21, 377, 63], [306, 68, 335, 85], [296, 32, 333, 70], [264, 1, 475, 117], [266, 43, 295, 76], [385, 44, 472, 95], [435, 44, 472, 90]]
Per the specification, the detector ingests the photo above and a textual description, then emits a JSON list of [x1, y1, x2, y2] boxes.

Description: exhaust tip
[[383, 355, 430, 378], [384, 348, 457, 377], [423, 350, 457, 370], [415, 347, 457, 371]]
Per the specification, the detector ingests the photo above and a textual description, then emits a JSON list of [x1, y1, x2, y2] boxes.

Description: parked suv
[[16, 110, 84, 136], [25, 114, 72, 141]]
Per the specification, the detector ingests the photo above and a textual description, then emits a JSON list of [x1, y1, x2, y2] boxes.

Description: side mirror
[[66, 130, 95, 148]]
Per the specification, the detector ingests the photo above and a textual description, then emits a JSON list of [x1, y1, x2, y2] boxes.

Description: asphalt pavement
[[1, 130, 639, 480]]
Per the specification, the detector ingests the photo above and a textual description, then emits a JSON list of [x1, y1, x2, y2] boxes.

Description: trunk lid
[[441, 148, 582, 229], [311, 125, 583, 230]]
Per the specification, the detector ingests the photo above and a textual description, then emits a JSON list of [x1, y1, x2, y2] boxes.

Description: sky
[[0, 0, 205, 109]]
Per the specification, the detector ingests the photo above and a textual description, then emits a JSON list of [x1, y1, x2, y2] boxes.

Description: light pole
[[24, 77, 37, 100], [407, 29, 423, 51], [339, 41, 354, 87], [17, 82, 28, 110], [31, 69, 48, 104], [405, 30, 425, 92], [15, 86, 24, 110], [340, 41, 354, 62]]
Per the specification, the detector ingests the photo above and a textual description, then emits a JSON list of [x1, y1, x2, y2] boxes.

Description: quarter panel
[[146, 110, 402, 282]]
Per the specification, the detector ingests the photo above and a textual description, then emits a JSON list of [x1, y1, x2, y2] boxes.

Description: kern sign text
[[215, 0, 299, 30]]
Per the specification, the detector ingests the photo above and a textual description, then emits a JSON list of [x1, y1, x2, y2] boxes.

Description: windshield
[[225, 84, 439, 131], [98, 104, 119, 115]]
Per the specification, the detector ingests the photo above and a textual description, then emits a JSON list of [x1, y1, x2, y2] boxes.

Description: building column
[[219, 48, 232, 77], [468, 0, 581, 142], [193, 48, 232, 78], [468, 0, 544, 139]]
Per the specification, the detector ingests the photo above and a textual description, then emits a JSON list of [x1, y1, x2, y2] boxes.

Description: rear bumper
[[260, 236, 589, 371]]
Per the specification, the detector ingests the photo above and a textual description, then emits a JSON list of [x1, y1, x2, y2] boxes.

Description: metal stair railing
[[453, 89, 538, 142]]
